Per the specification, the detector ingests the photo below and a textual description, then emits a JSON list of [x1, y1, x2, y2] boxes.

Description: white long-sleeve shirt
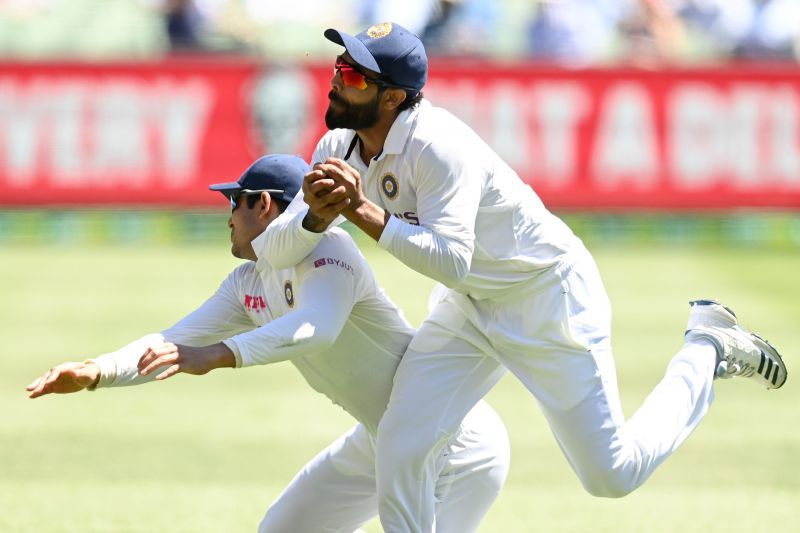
[[255, 99, 582, 300], [90, 228, 414, 435]]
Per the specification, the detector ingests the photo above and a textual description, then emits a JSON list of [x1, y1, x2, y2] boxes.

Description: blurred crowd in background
[[0, 0, 798, 65]]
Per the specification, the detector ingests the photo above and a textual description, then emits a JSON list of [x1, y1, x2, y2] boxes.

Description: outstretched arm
[[26, 340, 237, 396], [26, 332, 173, 396], [26, 267, 254, 396]]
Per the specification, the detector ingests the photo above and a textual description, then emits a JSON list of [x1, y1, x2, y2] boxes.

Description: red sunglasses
[[334, 57, 389, 90]]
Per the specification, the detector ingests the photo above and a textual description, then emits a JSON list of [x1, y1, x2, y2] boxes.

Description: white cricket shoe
[[685, 299, 787, 389]]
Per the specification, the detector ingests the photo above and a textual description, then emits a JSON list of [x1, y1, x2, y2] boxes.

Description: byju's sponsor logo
[[313, 257, 354, 274]]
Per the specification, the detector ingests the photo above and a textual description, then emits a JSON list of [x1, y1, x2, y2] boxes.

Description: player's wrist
[[81, 361, 101, 390], [302, 211, 331, 233], [343, 194, 366, 217], [211, 343, 236, 370], [343, 199, 387, 241]]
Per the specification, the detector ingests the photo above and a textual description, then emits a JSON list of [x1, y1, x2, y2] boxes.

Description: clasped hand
[[302, 158, 365, 232]]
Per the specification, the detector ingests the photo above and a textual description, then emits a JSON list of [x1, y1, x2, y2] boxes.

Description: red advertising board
[[1, 58, 799, 209], [0, 58, 331, 207], [426, 62, 800, 209]]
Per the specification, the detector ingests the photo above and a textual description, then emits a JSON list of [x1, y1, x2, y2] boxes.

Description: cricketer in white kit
[[26, 155, 510, 533], [255, 23, 790, 533]]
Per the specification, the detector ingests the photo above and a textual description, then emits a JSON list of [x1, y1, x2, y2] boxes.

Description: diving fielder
[[26, 155, 510, 533], [255, 23, 789, 532]]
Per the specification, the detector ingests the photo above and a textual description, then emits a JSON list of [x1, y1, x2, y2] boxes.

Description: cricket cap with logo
[[324, 22, 428, 93], [208, 154, 309, 204]]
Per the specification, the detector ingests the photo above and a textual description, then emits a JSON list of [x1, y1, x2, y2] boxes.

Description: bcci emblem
[[381, 173, 399, 200], [284, 281, 294, 308], [367, 22, 392, 39]]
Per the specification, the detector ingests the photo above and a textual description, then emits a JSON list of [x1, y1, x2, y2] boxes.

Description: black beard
[[325, 91, 381, 130]]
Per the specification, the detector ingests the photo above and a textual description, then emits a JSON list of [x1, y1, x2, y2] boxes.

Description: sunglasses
[[230, 188, 284, 212], [334, 57, 393, 90]]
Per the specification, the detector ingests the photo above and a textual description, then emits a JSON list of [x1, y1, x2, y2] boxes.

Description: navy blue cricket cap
[[208, 154, 309, 204], [325, 22, 428, 92]]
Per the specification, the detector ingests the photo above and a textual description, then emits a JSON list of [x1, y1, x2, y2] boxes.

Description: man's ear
[[258, 191, 273, 219], [382, 88, 408, 111]]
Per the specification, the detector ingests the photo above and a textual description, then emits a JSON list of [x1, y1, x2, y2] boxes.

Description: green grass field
[[2, 232, 799, 532]]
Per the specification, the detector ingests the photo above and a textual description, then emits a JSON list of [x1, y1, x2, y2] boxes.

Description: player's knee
[[578, 471, 637, 498], [376, 423, 451, 501]]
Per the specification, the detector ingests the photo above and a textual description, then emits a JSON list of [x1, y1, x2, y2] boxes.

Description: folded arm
[[311, 148, 482, 287], [224, 254, 356, 367]]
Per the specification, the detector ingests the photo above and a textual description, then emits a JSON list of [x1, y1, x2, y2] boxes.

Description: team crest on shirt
[[283, 281, 294, 308], [381, 173, 399, 200], [367, 23, 392, 39]]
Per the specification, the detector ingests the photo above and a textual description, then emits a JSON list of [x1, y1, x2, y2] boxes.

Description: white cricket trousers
[[258, 400, 509, 533], [376, 245, 718, 532]]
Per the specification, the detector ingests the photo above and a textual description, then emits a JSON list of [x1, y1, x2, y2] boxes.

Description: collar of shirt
[[250, 230, 273, 274], [378, 99, 427, 160], [345, 98, 428, 165]]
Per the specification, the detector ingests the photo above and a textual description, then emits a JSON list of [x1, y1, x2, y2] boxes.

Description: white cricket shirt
[[257, 99, 581, 300], [90, 228, 414, 435]]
